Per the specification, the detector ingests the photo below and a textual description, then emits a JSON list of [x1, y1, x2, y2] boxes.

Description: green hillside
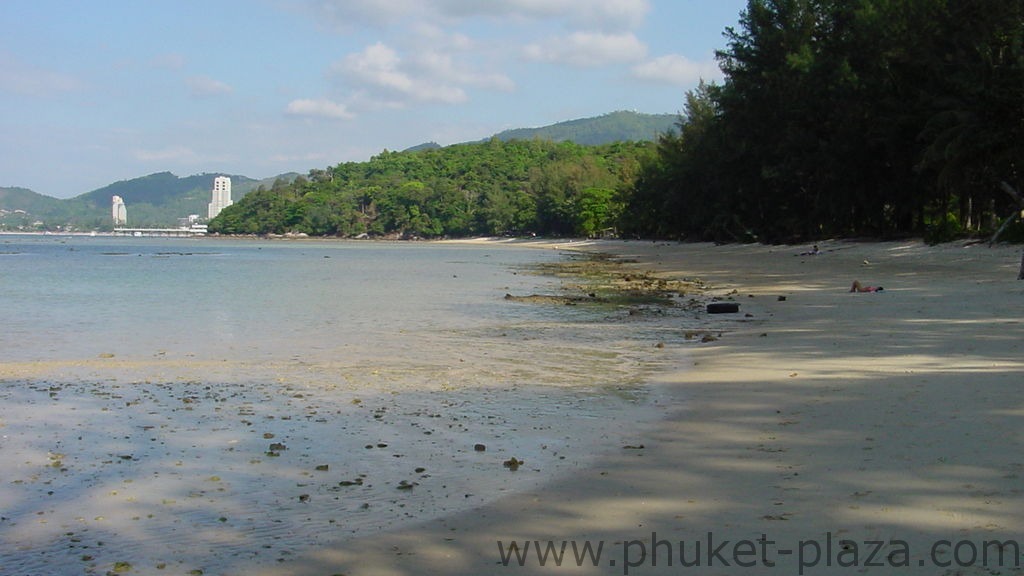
[[210, 138, 654, 238], [0, 110, 673, 232], [0, 173, 298, 231], [0, 186, 69, 229], [490, 111, 676, 145], [0, 186, 65, 214], [71, 172, 266, 229]]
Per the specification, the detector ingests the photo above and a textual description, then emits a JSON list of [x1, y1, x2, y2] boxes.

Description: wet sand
[[258, 239, 1024, 575], [1, 241, 696, 576]]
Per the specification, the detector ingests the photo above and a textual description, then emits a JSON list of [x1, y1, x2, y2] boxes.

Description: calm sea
[[1, 235, 570, 364], [0, 235, 675, 575]]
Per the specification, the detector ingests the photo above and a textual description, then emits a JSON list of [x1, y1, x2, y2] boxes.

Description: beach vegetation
[[209, 139, 652, 238], [627, 0, 1024, 243]]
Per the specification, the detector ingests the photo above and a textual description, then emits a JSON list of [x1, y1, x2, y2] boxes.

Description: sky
[[0, 0, 747, 199]]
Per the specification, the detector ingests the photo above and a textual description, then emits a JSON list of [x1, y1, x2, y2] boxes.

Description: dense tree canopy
[[626, 0, 1024, 242], [209, 139, 651, 238]]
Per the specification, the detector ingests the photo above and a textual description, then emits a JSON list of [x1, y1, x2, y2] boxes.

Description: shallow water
[[0, 236, 686, 575]]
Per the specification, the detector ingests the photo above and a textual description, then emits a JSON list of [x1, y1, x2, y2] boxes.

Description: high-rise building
[[208, 176, 232, 219], [112, 195, 127, 226]]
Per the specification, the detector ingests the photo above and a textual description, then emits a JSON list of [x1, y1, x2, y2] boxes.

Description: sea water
[[0, 235, 675, 575]]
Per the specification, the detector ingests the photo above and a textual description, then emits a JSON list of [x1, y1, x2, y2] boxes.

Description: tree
[[629, 0, 1024, 249], [575, 187, 621, 236]]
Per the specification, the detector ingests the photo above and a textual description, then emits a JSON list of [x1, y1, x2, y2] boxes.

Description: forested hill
[[2, 110, 672, 232], [209, 139, 653, 238], [71, 172, 296, 229], [0, 186, 69, 230], [78, 172, 261, 208], [1, 172, 299, 230], [399, 111, 674, 152], [0, 186, 63, 215], [208, 112, 679, 238], [489, 111, 676, 145]]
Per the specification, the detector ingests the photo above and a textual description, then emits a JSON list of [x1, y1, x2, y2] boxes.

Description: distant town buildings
[[112, 195, 127, 226], [208, 176, 232, 219], [178, 214, 201, 228]]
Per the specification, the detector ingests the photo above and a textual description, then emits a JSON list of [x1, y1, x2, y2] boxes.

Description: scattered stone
[[298, 494, 310, 503], [315, 464, 329, 471], [98, 353, 115, 359], [777, 296, 787, 301], [623, 444, 645, 450], [707, 302, 740, 314], [268, 442, 287, 451], [503, 457, 523, 471], [700, 334, 718, 343], [474, 443, 486, 452], [396, 480, 417, 490]]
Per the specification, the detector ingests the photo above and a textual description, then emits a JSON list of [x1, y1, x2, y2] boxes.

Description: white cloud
[[414, 50, 515, 92], [341, 43, 416, 95], [187, 75, 233, 97], [333, 42, 512, 109], [285, 98, 354, 120], [295, 0, 651, 112], [525, 32, 647, 67], [632, 54, 722, 85]]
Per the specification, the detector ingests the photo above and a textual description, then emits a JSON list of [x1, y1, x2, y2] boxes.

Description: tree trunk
[[998, 182, 1024, 280]]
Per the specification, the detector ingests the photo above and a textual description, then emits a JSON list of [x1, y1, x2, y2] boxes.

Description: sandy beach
[[255, 239, 1024, 575]]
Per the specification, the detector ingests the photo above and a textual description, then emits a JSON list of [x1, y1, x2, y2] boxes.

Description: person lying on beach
[[798, 245, 821, 256], [850, 280, 883, 292]]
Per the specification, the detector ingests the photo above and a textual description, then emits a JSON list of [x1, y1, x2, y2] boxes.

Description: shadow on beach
[[254, 241, 1024, 575]]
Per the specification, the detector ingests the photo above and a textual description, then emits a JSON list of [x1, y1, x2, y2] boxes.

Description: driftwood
[[988, 211, 1020, 247], [996, 181, 1024, 279]]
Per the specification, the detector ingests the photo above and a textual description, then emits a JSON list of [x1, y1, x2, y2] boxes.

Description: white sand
[[256, 239, 1024, 575]]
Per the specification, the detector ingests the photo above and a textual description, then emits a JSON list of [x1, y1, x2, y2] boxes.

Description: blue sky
[[0, 0, 747, 199]]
